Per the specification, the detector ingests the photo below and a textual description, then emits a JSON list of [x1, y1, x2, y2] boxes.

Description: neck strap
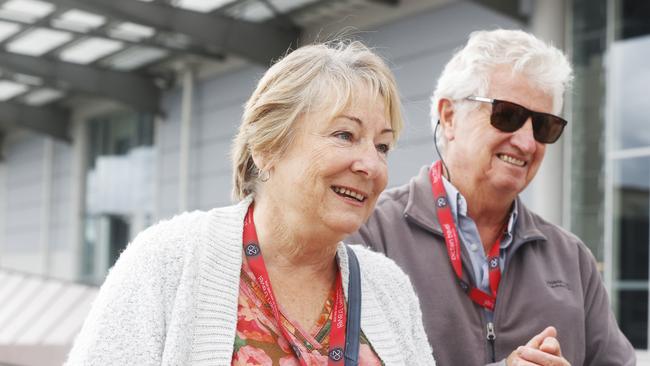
[[243, 204, 362, 365], [429, 161, 505, 311]]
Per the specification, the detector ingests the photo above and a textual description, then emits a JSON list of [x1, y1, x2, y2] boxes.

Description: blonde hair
[[231, 40, 403, 200]]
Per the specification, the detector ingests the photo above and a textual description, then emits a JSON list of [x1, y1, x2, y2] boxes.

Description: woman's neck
[[250, 197, 339, 328], [252, 196, 340, 277]]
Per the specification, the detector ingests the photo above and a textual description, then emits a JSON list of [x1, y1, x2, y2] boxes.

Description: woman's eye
[[334, 131, 353, 141], [376, 143, 391, 155]]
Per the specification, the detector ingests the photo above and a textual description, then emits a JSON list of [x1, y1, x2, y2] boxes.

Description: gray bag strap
[[344, 245, 361, 366]]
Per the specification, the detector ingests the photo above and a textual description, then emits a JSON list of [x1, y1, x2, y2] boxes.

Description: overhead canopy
[[0, 0, 315, 142]]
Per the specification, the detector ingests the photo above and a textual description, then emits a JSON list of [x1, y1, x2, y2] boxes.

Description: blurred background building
[[0, 0, 647, 364]]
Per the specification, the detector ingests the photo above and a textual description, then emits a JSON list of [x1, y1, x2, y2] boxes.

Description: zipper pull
[[486, 322, 496, 341], [486, 321, 497, 362]]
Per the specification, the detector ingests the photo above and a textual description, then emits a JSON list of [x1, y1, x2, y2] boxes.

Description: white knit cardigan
[[66, 198, 435, 365]]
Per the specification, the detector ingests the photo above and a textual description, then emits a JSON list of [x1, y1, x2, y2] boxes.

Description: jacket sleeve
[[346, 225, 375, 249], [65, 222, 183, 366], [346, 211, 389, 254], [580, 247, 636, 366]]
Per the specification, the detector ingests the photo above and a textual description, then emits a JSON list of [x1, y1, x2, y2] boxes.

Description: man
[[348, 29, 635, 365]]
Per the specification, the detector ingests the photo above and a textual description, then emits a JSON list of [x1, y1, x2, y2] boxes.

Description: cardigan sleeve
[[351, 245, 436, 365], [400, 266, 437, 365], [65, 213, 197, 366]]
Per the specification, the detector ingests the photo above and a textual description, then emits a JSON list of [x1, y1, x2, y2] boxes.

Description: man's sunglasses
[[466, 96, 567, 144]]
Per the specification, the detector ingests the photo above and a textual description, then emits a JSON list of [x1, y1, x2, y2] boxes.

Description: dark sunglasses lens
[[490, 101, 527, 132], [532, 115, 566, 143]]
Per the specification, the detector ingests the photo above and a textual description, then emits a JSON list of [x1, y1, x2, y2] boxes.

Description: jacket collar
[[403, 164, 547, 245], [404, 165, 443, 235]]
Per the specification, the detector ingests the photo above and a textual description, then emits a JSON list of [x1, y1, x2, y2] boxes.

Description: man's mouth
[[497, 154, 526, 167], [331, 186, 367, 202]]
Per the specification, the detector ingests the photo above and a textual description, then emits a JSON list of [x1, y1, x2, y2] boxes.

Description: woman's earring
[[259, 169, 270, 182]]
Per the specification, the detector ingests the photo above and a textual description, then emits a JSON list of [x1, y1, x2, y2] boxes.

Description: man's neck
[[445, 174, 513, 252]]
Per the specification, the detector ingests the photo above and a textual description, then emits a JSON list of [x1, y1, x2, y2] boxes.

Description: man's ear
[[437, 98, 456, 142]]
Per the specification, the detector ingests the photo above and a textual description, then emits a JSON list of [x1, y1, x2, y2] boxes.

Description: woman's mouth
[[331, 186, 367, 202]]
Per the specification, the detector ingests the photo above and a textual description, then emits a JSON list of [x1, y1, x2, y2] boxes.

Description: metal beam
[[50, 0, 300, 65], [49, 0, 300, 65], [0, 18, 223, 62], [0, 102, 70, 142], [0, 51, 161, 114]]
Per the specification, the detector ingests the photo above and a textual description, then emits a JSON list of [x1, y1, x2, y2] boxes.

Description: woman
[[66, 41, 434, 365]]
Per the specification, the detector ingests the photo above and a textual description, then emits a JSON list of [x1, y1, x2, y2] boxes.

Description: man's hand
[[505, 326, 571, 366]]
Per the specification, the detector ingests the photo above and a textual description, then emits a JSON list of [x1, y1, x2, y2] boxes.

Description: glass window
[[606, 0, 650, 350], [612, 156, 649, 349], [81, 111, 155, 284], [570, 0, 608, 261], [609, 35, 650, 151], [574, 0, 650, 350]]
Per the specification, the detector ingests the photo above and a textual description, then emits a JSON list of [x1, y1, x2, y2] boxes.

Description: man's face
[[444, 65, 554, 197]]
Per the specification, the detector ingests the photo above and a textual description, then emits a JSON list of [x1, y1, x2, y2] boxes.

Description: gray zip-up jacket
[[348, 166, 635, 366]]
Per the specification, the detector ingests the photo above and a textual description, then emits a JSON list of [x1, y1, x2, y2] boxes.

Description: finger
[[526, 326, 558, 349], [509, 358, 541, 366], [539, 337, 562, 356], [507, 350, 543, 366], [519, 346, 570, 366]]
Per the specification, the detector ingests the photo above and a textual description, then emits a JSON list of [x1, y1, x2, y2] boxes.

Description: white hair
[[431, 29, 574, 151]]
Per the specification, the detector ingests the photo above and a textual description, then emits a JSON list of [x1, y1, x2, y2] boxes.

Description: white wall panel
[[5, 136, 44, 255], [192, 174, 233, 211], [156, 66, 262, 219], [399, 99, 435, 144], [2, 135, 75, 277], [195, 104, 245, 141], [0, 161, 6, 265], [158, 148, 180, 184], [193, 138, 233, 176], [157, 182, 179, 220]]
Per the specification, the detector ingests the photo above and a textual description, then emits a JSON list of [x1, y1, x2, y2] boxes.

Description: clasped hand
[[506, 326, 570, 366]]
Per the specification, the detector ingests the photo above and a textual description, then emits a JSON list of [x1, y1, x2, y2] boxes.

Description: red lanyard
[[429, 161, 504, 311], [243, 205, 347, 365]]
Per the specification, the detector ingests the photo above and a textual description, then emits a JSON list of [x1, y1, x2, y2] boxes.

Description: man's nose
[[511, 118, 537, 153]]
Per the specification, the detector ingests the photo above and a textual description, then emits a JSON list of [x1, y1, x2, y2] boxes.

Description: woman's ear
[[251, 150, 272, 174], [437, 98, 456, 142]]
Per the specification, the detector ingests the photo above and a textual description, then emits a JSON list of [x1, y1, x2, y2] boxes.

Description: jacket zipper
[[406, 213, 501, 363], [486, 321, 496, 362]]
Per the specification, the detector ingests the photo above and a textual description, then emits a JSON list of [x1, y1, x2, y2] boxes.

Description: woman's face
[[260, 92, 393, 239]]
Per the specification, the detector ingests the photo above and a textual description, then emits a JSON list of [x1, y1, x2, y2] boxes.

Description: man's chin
[[492, 179, 528, 197]]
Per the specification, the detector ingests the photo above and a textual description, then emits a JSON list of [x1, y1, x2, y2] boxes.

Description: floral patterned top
[[232, 253, 384, 366]]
